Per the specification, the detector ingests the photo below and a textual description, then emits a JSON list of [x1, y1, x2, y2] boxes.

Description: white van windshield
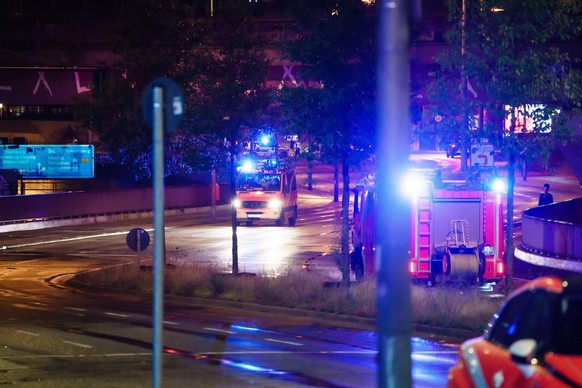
[[237, 173, 281, 192]]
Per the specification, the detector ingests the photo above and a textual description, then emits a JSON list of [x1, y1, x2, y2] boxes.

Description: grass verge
[[72, 261, 503, 334]]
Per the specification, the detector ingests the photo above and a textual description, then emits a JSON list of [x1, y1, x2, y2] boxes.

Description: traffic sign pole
[[142, 77, 183, 388], [152, 85, 164, 388]]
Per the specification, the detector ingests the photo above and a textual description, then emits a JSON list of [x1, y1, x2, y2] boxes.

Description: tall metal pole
[[152, 86, 165, 388], [460, 0, 469, 170], [229, 129, 239, 275], [376, 0, 412, 387], [211, 168, 217, 222], [495, 193, 500, 262]]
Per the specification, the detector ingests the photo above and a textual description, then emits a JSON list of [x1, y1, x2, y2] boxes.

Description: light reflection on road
[[412, 337, 458, 387], [170, 224, 315, 276]]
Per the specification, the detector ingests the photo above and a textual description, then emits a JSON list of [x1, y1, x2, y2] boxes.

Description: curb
[[515, 245, 582, 273], [62, 276, 479, 343]]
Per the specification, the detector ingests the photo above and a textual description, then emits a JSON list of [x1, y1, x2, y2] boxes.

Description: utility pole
[[376, 0, 412, 387]]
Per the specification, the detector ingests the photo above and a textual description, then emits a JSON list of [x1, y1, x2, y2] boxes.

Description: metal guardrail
[[520, 197, 582, 260]]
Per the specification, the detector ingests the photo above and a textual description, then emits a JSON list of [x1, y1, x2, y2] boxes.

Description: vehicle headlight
[[268, 198, 283, 209], [233, 199, 241, 208]]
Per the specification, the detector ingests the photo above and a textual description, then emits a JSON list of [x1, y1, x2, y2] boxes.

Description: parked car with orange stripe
[[448, 276, 582, 387]]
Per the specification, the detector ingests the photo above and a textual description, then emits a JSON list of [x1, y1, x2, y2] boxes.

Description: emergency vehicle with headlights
[[233, 153, 298, 226], [351, 170, 505, 284]]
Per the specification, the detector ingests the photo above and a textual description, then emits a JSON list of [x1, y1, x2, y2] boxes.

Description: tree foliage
[[280, 0, 376, 164], [425, 0, 582, 292], [278, 0, 376, 283], [75, 0, 272, 184]]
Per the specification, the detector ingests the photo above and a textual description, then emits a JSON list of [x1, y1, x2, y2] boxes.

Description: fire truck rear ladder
[[416, 197, 431, 276]]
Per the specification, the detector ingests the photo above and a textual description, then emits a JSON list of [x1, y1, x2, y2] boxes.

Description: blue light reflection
[[231, 324, 261, 332]]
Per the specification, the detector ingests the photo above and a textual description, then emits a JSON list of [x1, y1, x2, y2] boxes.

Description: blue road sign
[[0, 144, 94, 179], [126, 228, 151, 253]]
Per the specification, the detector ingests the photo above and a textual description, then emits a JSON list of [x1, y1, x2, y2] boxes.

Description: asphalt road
[[0, 177, 458, 387], [1, 152, 579, 386]]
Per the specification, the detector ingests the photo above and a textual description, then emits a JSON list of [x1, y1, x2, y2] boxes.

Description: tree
[[426, 0, 582, 293], [74, 1, 207, 183], [279, 0, 377, 285], [75, 0, 272, 187], [183, 1, 274, 274], [75, 0, 273, 274]]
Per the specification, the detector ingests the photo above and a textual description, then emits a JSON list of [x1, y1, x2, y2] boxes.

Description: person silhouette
[[538, 183, 553, 206]]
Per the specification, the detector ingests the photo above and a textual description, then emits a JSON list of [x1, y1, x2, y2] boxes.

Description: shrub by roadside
[[72, 261, 503, 334]]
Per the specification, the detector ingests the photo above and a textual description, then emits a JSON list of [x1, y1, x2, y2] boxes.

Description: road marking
[[265, 338, 304, 346], [204, 327, 237, 335], [14, 259, 39, 265], [12, 303, 48, 310], [62, 340, 93, 349], [414, 350, 458, 354], [3, 230, 147, 249], [77, 253, 132, 257], [105, 312, 128, 318], [15, 329, 39, 336], [2, 353, 150, 360], [64, 307, 87, 312], [163, 321, 179, 325], [199, 350, 376, 355], [0, 359, 28, 370]]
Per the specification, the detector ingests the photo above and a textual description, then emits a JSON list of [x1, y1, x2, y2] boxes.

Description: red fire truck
[[351, 171, 505, 284]]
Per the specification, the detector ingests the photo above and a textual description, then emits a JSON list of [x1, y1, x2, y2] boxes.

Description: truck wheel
[[477, 252, 486, 283], [442, 252, 451, 276], [430, 252, 451, 286], [288, 207, 297, 226], [276, 212, 285, 226]]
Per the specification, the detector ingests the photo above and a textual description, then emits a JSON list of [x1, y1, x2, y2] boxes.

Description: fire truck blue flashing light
[[401, 172, 430, 198], [260, 134, 272, 146], [241, 159, 255, 172], [491, 178, 506, 193]]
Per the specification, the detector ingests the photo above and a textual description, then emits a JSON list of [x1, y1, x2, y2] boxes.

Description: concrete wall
[[0, 183, 231, 223], [521, 198, 582, 260]]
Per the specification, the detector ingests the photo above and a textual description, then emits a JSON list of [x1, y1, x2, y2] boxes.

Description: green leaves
[[426, 0, 582, 158], [75, 0, 272, 182], [278, 0, 376, 165]]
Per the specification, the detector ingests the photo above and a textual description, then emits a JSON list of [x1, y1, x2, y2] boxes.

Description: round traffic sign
[[126, 228, 151, 252], [142, 78, 184, 131]]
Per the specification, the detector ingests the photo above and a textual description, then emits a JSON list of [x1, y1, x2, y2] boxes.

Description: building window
[[0, 105, 73, 120]]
